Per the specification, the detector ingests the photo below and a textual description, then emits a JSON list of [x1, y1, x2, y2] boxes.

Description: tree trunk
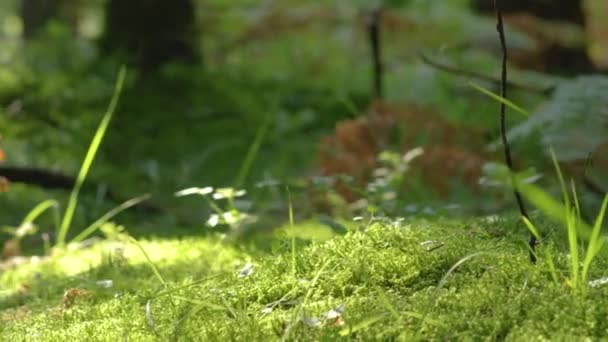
[[20, 0, 61, 39], [20, 0, 82, 39], [472, 0, 586, 24], [472, 0, 596, 75], [101, 0, 199, 72]]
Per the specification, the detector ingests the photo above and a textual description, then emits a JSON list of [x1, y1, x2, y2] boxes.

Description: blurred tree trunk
[[20, 0, 60, 39], [20, 0, 81, 39], [101, 0, 199, 72], [472, 0, 596, 74], [472, 0, 585, 24]]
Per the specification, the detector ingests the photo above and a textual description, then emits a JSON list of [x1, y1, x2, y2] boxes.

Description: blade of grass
[[375, 286, 401, 322], [339, 314, 388, 337], [71, 194, 150, 243], [517, 183, 568, 230], [281, 259, 331, 342], [234, 114, 271, 190], [169, 299, 225, 338], [549, 147, 579, 288], [152, 275, 220, 298], [169, 296, 227, 311], [550, 147, 570, 207], [571, 179, 582, 224], [418, 252, 488, 334], [582, 194, 608, 285], [545, 249, 559, 284], [21, 199, 60, 226], [468, 81, 529, 117], [522, 216, 541, 241], [126, 236, 166, 286], [57, 66, 127, 247], [287, 186, 296, 278], [566, 206, 579, 289], [374, 286, 441, 327], [145, 300, 159, 336], [521, 216, 541, 263], [335, 92, 361, 119]]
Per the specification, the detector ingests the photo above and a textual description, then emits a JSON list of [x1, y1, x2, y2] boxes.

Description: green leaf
[[507, 75, 608, 161]]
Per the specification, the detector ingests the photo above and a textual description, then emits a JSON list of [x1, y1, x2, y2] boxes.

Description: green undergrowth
[[2, 217, 608, 340]]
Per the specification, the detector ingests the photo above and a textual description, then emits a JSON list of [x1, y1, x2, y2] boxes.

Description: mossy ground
[[2, 217, 608, 341]]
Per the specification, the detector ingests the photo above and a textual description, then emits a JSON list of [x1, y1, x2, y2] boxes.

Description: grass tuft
[[57, 66, 127, 247]]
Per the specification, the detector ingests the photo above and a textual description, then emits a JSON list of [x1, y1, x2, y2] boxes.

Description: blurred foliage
[[508, 75, 608, 161], [0, 0, 606, 248], [2, 3, 608, 340]]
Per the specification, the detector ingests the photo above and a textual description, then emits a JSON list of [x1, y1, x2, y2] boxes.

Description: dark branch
[[368, 8, 383, 99], [0, 166, 75, 189], [418, 54, 553, 95], [583, 176, 607, 197], [494, 0, 537, 263], [583, 153, 607, 196], [0, 165, 162, 213]]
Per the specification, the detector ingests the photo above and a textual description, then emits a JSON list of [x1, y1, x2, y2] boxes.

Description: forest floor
[[2, 216, 608, 341]]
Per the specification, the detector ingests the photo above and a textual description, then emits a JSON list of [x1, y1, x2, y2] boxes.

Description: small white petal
[[302, 316, 321, 328], [207, 214, 220, 227], [589, 276, 608, 288], [238, 262, 254, 278], [324, 304, 345, 319], [96, 279, 114, 288], [200, 187, 214, 195]]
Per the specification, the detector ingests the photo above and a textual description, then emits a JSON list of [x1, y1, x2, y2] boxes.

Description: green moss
[[2, 218, 608, 340]]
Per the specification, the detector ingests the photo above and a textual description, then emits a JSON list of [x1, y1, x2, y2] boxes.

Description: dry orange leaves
[[317, 100, 488, 200], [1, 238, 21, 261], [61, 288, 94, 309], [0, 147, 8, 192]]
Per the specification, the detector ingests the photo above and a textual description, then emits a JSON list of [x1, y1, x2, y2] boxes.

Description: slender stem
[[583, 153, 607, 196], [494, 0, 536, 263], [419, 54, 552, 94], [369, 8, 383, 99]]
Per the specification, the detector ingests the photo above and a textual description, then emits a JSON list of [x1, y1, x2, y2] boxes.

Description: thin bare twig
[[418, 54, 552, 95], [494, 0, 537, 263], [583, 153, 607, 196], [368, 8, 383, 99]]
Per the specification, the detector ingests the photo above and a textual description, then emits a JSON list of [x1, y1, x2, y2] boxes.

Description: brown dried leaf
[[356, 9, 417, 35], [61, 288, 94, 309], [229, 6, 337, 50], [412, 145, 486, 196], [0, 176, 9, 192], [1, 238, 21, 260], [0, 306, 31, 323], [317, 100, 487, 200], [506, 13, 585, 49], [584, 0, 608, 69]]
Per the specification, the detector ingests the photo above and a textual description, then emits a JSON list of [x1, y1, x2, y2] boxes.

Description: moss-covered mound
[[2, 218, 608, 340]]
